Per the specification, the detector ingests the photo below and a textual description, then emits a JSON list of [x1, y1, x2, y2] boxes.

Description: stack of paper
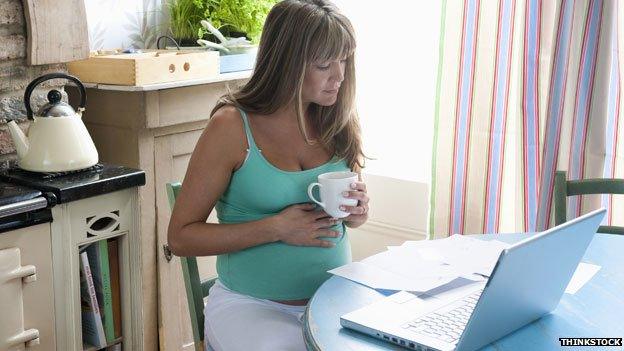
[[328, 235, 511, 294]]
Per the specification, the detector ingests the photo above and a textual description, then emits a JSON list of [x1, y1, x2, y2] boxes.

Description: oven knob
[[25, 336, 40, 347], [23, 271, 37, 283], [43, 192, 57, 207], [6, 328, 39, 349]]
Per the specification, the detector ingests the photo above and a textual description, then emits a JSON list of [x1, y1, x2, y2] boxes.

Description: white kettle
[[7, 73, 99, 172]]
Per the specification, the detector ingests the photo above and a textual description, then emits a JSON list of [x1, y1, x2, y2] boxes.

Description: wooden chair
[[166, 182, 217, 351], [554, 171, 624, 235]]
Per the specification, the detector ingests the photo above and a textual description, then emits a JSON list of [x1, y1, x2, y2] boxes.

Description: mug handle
[[307, 183, 325, 208]]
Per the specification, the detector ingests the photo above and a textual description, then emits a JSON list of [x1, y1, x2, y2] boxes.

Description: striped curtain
[[430, 0, 624, 237]]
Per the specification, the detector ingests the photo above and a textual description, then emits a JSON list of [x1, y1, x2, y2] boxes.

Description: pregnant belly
[[217, 227, 351, 300]]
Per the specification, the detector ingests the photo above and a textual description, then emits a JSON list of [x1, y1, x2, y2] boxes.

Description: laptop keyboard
[[401, 289, 483, 343]]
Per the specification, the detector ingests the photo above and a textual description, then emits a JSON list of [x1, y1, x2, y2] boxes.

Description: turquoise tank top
[[215, 108, 352, 300]]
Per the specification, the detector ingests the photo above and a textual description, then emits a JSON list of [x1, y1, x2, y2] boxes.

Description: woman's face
[[302, 57, 347, 106]]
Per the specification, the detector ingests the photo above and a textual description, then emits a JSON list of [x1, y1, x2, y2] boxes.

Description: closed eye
[[317, 59, 347, 70]]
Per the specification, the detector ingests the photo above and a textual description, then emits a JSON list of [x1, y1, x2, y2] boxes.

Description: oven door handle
[[0, 197, 48, 218]]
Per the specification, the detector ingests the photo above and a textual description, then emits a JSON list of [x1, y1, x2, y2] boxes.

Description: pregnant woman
[[167, 0, 370, 349]]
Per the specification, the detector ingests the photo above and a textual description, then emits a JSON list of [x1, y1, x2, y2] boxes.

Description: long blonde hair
[[210, 0, 368, 171]]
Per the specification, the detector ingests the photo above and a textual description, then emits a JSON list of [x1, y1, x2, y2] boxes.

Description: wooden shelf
[[51, 189, 143, 350], [83, 336, 123, 351]]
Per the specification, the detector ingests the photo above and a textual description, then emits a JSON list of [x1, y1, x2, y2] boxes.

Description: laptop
[[340, 209, 606, 351]]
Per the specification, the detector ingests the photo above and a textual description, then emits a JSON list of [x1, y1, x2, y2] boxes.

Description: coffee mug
[[307, 171, 359, 218]]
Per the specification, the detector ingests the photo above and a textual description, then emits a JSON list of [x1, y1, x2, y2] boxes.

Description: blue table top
[[303, 233, 624, 350]]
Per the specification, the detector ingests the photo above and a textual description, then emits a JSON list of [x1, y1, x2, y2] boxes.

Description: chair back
[[166, 182, 216, 351], [554, 171, 624, 234]]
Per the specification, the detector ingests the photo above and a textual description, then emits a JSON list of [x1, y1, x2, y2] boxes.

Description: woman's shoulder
[[199, 105, 248, 164], [210, 105, 244, 128], [206, 105, 247, 141]]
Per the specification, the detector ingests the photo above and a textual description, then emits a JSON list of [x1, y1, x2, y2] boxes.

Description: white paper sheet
[[565, 262, 601, 294], [391, 235, 509, 276], [332, 236, 598, 298], [434, 236, 509, 276], [329, 235, 508, 293]]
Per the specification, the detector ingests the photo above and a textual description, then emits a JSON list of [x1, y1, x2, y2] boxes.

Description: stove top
[[0, 181, 51, 234], [0, 181, 42, 207], [9, 163, 105, 180], [0, 163, 146, 204]]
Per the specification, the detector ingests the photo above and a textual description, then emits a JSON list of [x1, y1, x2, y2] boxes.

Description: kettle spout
[[7, 120, 29, 158]]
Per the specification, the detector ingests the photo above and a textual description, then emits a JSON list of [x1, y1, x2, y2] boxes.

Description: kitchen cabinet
[[1, 165, 146, 351], [68, 71, 251, 351], [49, 187, 142, 351]]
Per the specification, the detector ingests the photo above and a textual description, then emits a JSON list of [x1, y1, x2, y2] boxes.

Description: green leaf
[[201, 0, 279, 43], [166, 0, 278, 43]]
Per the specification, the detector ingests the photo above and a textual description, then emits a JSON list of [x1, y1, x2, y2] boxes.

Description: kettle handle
[[24, 73, 86, 120]]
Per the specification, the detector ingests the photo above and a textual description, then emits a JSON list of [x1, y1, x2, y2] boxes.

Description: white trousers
[[204, 279, 308, 351]]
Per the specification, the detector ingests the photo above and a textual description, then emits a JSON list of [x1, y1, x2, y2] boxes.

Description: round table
[[303, 233, 624, 350]]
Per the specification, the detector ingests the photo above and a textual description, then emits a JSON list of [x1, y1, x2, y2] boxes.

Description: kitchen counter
[[0, 164, 146, 204]]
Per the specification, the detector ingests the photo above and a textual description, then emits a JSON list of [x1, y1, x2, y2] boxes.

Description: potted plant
[[166, 0, 277, 72], [167, 0, 205, 46], [195, 19, 255, 73], [197, 0, 278, 73], [199, 0, 279, 44]]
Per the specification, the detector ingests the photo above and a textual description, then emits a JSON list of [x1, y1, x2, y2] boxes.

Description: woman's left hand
[[339, 181, 369, 228]]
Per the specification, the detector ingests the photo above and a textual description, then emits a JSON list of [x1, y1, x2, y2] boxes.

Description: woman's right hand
[[270, 203, 341, 248]]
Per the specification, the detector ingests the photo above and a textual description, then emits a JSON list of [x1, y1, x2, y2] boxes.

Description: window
[[333, 1, 441, 183]]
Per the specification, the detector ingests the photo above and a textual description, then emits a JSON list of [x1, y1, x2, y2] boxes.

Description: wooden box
[[68, 50, 219, 86]]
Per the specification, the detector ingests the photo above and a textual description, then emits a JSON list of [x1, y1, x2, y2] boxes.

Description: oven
[[0, 188, 55, 351]]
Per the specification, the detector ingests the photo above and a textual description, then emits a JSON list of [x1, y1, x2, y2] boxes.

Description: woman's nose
[[331, 62, 345, 82]]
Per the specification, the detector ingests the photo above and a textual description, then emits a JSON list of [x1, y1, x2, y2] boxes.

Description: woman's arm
[[169, 220, 280, 257], [167, 106, 280, 256]]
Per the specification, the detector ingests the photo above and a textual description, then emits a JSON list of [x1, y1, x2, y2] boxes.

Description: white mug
[[307, 171, 359, 218]]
